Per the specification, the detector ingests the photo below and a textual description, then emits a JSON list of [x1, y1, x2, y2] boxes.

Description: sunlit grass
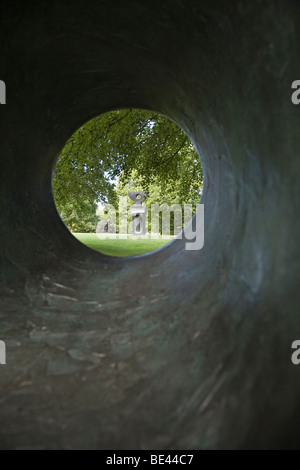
[[74, 233, 174, 257]]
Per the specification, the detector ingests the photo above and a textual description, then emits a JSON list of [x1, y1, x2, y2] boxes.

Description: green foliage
[[58, 199, 99, 233], [53, 109, 203, 232]]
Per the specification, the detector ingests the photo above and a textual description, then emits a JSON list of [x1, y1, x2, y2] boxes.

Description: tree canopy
[[53, 109, 203, 232]]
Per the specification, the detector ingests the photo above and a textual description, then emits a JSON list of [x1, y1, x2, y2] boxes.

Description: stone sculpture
[[128, 191, 148, 236]]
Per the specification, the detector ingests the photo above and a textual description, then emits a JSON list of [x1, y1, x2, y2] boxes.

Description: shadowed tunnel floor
[[0, 0, 300, 450]]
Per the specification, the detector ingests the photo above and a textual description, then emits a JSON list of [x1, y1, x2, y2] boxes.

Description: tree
[[53, 109, 203, 232], [58, 198, 99, 233]]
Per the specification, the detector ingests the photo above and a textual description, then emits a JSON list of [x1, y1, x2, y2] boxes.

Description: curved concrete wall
[[0, 0, 300, 449]]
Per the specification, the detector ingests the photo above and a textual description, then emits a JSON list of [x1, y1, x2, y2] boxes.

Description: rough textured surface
[[0, 0, 300, 450]]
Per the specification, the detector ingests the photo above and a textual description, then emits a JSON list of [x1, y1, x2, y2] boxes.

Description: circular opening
[[53, 109, 203, 257]]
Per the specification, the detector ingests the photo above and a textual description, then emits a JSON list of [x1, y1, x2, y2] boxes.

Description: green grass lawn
[[74, 233, 174, 257]]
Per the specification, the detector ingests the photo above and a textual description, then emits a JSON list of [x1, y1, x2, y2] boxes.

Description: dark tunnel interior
[[0, 0, 300, 449]]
